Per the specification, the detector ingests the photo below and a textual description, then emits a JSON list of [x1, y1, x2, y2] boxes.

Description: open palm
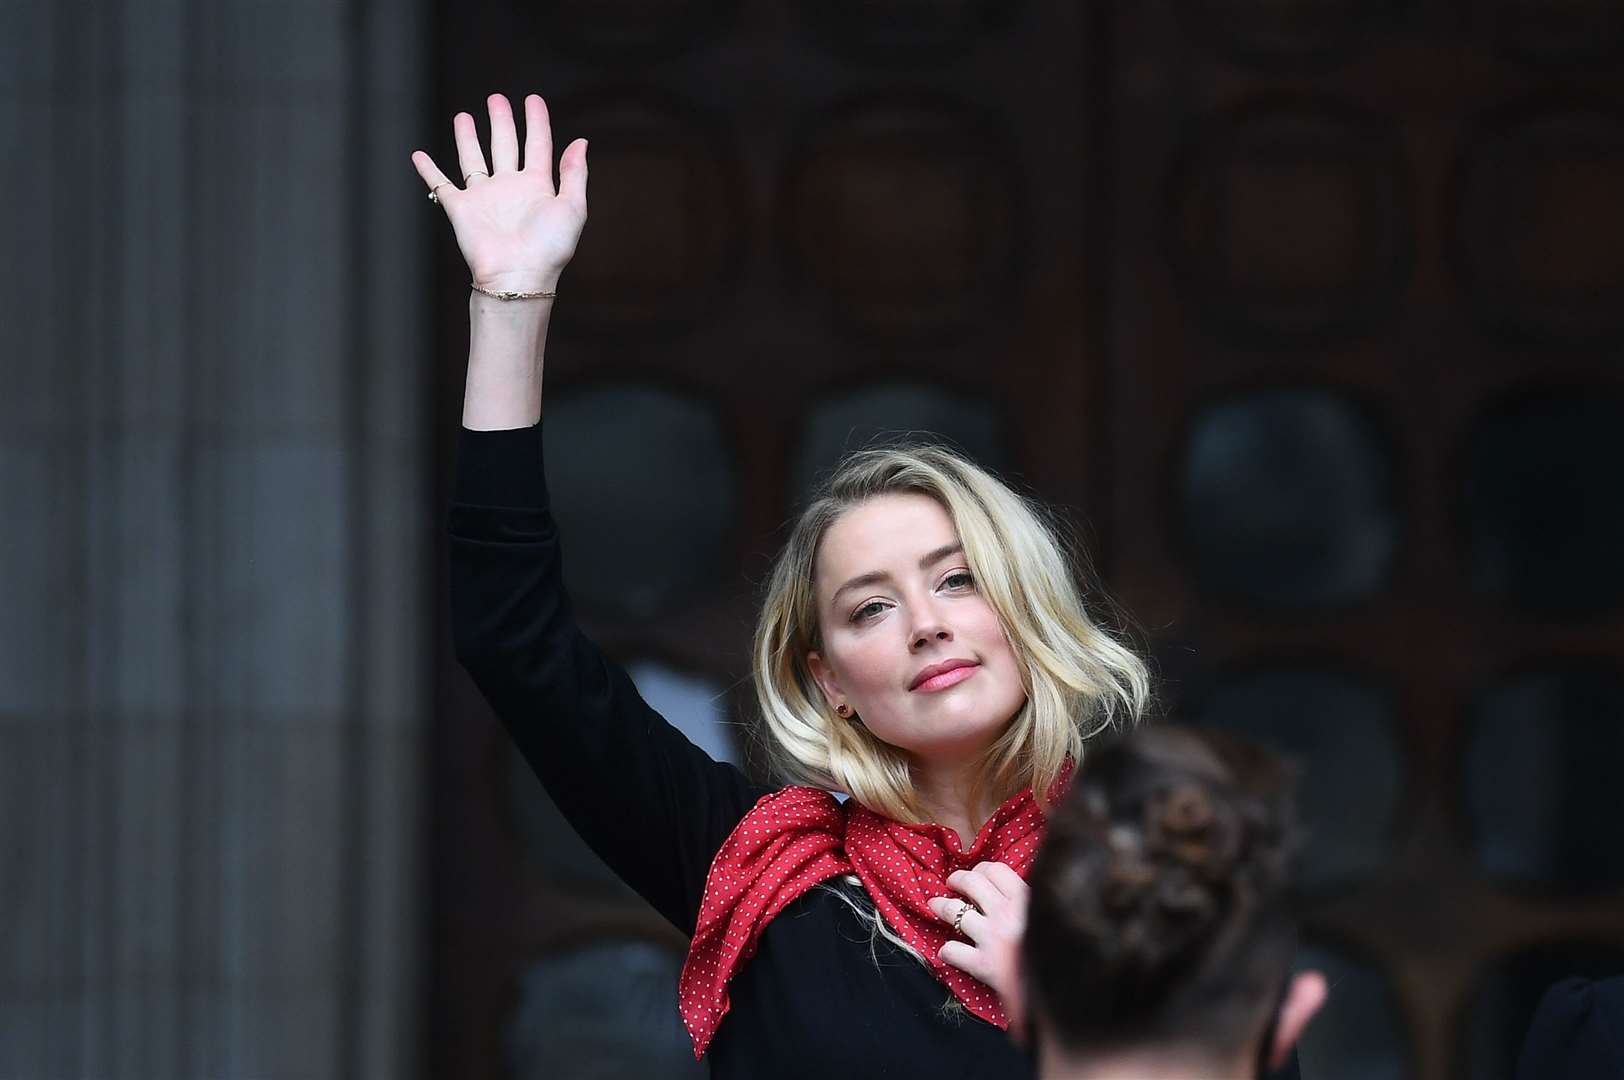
[[411, 93, 588, 292]]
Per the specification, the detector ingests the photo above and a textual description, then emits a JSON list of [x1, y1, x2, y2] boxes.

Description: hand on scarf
[[928, 861, 1029, 1012]]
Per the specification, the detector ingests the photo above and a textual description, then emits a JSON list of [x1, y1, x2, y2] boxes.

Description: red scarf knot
[[678, 761, 1072, 1060]]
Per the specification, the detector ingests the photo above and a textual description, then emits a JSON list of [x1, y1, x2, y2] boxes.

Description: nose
[[910, 616, 952, 652]]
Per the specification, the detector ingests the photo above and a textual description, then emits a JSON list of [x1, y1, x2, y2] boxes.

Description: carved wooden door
[[432, 4, 1624, 1077]]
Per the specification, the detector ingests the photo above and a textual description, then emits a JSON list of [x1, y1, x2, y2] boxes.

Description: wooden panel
[[432, 2, 1624, 1078], [1454, 104, 1624, 343], [1109, 3, 1624, 1079], [783, 97, 1023, 337]]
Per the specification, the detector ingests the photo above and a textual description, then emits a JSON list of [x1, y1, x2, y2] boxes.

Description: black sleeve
[[448, 423, 769, 933]]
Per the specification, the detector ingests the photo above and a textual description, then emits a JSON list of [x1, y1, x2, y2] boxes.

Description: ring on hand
[[463, 169, 489, 181], [952, 900, 973, 935], [427, 182, 454, 204]]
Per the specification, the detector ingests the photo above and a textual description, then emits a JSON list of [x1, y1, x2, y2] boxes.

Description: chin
[[873, 693, 1021, 755], [917, 720, 1011, 759]]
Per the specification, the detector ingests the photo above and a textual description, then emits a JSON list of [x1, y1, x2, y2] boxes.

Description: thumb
[[558, 138, 589, 207]]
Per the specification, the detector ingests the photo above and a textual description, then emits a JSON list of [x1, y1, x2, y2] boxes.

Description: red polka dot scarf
[[677, 770, 1069, 1059]]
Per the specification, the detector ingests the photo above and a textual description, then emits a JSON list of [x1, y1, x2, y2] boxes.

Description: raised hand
[[411, 93, 588, 294]]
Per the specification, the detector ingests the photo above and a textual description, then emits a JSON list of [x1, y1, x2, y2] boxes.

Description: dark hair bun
[[1026, 727, 1296, 1042]]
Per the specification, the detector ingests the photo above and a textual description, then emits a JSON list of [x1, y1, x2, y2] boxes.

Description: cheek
[[970, 608, 1027, 696], [829, 637, 902, 698], [968, 602, 1017, 657]]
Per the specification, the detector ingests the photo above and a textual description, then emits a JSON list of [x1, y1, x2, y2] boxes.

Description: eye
[[850, 600, 889, 623], [942, 570, 975, 591]]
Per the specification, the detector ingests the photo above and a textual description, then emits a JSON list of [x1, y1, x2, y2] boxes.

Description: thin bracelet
[[470, 281, 558, 301]]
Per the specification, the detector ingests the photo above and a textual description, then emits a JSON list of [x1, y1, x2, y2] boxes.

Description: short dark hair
[[1023, 726, 1300, 1062]]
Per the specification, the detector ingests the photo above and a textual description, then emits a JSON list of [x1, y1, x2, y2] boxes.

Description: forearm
[[448, 425, 767, 930], [461, 283, 558, 430]]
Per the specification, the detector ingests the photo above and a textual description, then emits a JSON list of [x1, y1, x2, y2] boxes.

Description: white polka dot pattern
[[676, 765, 1074, 1061]]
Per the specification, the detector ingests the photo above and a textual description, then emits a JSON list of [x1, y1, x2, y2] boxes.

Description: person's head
[[752, 441, 1150, 822], [1015, 726, 1325, 1079]]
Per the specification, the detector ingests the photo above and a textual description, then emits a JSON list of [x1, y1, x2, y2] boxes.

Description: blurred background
[[6, 0, 1624, 1077]]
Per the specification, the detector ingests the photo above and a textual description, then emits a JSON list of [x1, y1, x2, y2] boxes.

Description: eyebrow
[[830, 542, 965, 605]]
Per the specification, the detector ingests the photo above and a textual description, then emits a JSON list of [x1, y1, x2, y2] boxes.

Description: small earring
[[835, 703, 851, 717]]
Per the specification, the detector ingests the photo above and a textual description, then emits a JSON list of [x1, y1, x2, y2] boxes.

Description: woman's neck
[[912, 755, 999, 848]]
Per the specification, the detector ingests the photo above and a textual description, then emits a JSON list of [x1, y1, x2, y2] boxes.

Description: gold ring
[[952, 900, 973, 935], [427, 182, 454, 204], [463, 169, 489, 181]]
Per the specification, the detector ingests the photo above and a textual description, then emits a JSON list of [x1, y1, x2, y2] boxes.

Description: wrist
[[468, 288, 554, 328], [472, 268, 563, 294]]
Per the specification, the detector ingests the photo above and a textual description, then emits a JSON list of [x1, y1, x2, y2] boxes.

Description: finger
[[927, 896, 980, 930], [558, 137, 589, 208], [954, 904, 989, 942], [487, 93, 519, 174], [452, 111, 489, 182], [930, 895, 989, 937], [522, 95, 555, 192], [411, 151, 457, 212], [947, 868, 1005, 915], [938, 940, 991, 983], [410, 150, 455, 194], [979, 862, 1029, 899]]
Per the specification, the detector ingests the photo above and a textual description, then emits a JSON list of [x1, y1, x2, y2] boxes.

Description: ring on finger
[[463, 169, 489, 182], [427, 182, 454, 204], [952, 900, 976, 935]]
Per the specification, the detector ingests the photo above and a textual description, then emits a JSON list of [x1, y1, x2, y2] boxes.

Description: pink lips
[[909, 659, 980, 692]]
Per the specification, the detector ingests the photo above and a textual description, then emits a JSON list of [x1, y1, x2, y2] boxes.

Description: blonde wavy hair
[[752, 442, 1152, 824]]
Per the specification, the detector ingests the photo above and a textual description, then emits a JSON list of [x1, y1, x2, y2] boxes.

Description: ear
[[806, 651, 845, 709], [1266, 970, 1327, 1071]]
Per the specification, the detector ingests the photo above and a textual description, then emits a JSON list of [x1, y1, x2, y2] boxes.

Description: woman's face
[[807, 493, 1027, 766]]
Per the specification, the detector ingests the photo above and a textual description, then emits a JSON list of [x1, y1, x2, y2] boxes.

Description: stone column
[[2, 0, 429, 1075]]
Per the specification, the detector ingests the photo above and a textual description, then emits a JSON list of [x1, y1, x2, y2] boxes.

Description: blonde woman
[[417, 92, 1151, 1078]]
